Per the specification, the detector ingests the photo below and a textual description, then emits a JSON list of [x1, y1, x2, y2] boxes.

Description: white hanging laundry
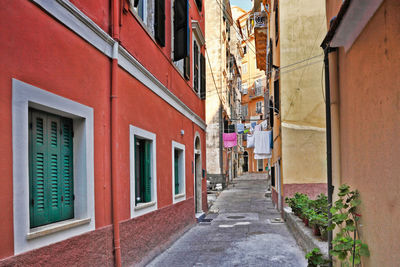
[[254, 124, 261, 132], [260, 120, 268, 130], [254, 131, 271, 154], [247, 134, 255, 148]]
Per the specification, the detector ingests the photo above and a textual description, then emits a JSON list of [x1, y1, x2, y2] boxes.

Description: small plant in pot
[[305, 248, 330, 267], [285, 193, 309, 217]]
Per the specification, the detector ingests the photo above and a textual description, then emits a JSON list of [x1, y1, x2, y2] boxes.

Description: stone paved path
[[147, 173, 307, 267]]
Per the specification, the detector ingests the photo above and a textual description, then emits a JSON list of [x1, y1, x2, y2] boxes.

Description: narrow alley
[[148, 173, 307, 267]]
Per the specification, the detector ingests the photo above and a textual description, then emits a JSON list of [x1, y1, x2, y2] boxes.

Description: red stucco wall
[[0, 1, 112, 258], [0, 0, 206, 264]]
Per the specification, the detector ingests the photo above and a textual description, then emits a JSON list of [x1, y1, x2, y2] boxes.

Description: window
[[274, 79, 280, 113], [132, 0, 165, 46], [269, 98, 274, 127], [172, 0, 190, 79], [275, 0, 279, 45], [237, 78, 242, 91], [242, 82, 248, 94], [255, 79, 262, 96], [257, 159, 264, 172], [29, 109, 74, 228], [192, 21, 206, 99], [256, 101, 263, 114], [193, 40, 200, 93], [195, 0, 202, 12], [243, 45, 247, 55], [12, 79, 95, 254], [241, 104, 248, 118], [271, 165, 275, 187], [172, 141, 186, 203], [130, 125, 157, 217], [242, 62, 248, 74]]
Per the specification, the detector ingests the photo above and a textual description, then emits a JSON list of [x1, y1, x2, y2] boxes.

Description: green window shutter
[[200, 53, 206, 100], [174, 152, 179, 194], [47, 115, 62, 224], [60, 117, 74, 220], [144, 141, 152, 202], [29, 109, 74, 228], [30, 111, 50, 227]]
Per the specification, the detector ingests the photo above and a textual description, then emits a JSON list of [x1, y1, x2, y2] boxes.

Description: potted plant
[[305, 248, 330, 267]]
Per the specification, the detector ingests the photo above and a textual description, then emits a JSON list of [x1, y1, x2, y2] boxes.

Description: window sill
[[26, 218, 91, 240], [134, 201, 156, 211], [174, 193, 186, 200]]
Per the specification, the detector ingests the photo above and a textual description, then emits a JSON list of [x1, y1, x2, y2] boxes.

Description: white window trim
[[192, 33, 201, 96], [12, 79, 95, 254], [172, 141, 186, 204], [130, 125, 158, 218]]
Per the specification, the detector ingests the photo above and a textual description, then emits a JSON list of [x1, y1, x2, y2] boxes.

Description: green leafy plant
[[329, 184, 370, 266], [305, 248, 330, 267], [285, 193, 310, 217]]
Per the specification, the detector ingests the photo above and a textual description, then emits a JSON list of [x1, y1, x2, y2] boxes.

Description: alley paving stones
[[147, 173, 307, 267]]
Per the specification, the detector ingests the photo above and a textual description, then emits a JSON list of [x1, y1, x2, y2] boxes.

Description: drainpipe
[[323, 46, 335, 267], [111, 0, 122, 266]]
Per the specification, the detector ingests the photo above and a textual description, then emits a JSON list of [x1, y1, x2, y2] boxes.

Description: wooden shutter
[[269, 99, 274, 127], [274, 79, 280, 113], [174, 152, 179, 194], [200, 53, 206, 99], [195, 0, 202, 12], [173, 0, 188, 61], [60, 117, 74, 220], [193, 41, 199, 92], [29, 109, 74, 228], [144, 141, 152, 202], [184, 55, 190, 80], [154, 0, 165, 47], [30, 111, 49, 227], [47, 115, 62, 223]]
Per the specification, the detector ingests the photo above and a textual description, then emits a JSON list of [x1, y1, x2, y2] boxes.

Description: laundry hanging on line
[[223, 133, 237, 148], [237, 123, 244, 134], [254, 130, 272, 159]]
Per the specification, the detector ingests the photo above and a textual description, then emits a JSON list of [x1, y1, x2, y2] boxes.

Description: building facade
[[233, 6, 269, 174], [0, 0, 206, 265], [205, 0, 242, 187], [323, 0, 400, 265], [259, 0, 327, 210]]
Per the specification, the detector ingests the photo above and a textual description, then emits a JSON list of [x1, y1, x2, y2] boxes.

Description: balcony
[[248, 86, 264, 99]]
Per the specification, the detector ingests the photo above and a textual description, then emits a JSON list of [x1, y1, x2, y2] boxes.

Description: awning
[[321, 0, 384, 51]]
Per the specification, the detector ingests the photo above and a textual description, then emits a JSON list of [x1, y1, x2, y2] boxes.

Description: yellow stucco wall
[[280, 0, 327, 184]]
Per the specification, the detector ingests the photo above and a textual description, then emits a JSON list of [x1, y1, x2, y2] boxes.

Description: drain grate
[[226, 215, 245, 219]]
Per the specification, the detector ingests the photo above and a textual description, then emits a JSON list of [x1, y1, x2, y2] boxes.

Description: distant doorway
[[243, 151, 248, 172], [194, 135, 202, 213]]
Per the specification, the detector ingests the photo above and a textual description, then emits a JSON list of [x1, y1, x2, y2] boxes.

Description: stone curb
[[284, 207, 329, 259]]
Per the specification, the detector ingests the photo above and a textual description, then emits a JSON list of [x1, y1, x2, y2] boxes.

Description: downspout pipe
[[111, 0, 122, 266], [322, 44, 335, 267]]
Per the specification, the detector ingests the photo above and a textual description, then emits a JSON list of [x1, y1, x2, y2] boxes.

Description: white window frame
[[131, 0, 155, 37], [12, 79, 95, 254], [192, 34, 201, 95], [130, 125, 158, 218], [172, 141, 186, 203], [256, 101, 263, 114], [242, 82, 248, 94]]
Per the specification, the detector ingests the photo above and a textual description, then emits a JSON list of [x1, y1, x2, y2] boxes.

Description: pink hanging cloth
[[223, 133, 237, 148]]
